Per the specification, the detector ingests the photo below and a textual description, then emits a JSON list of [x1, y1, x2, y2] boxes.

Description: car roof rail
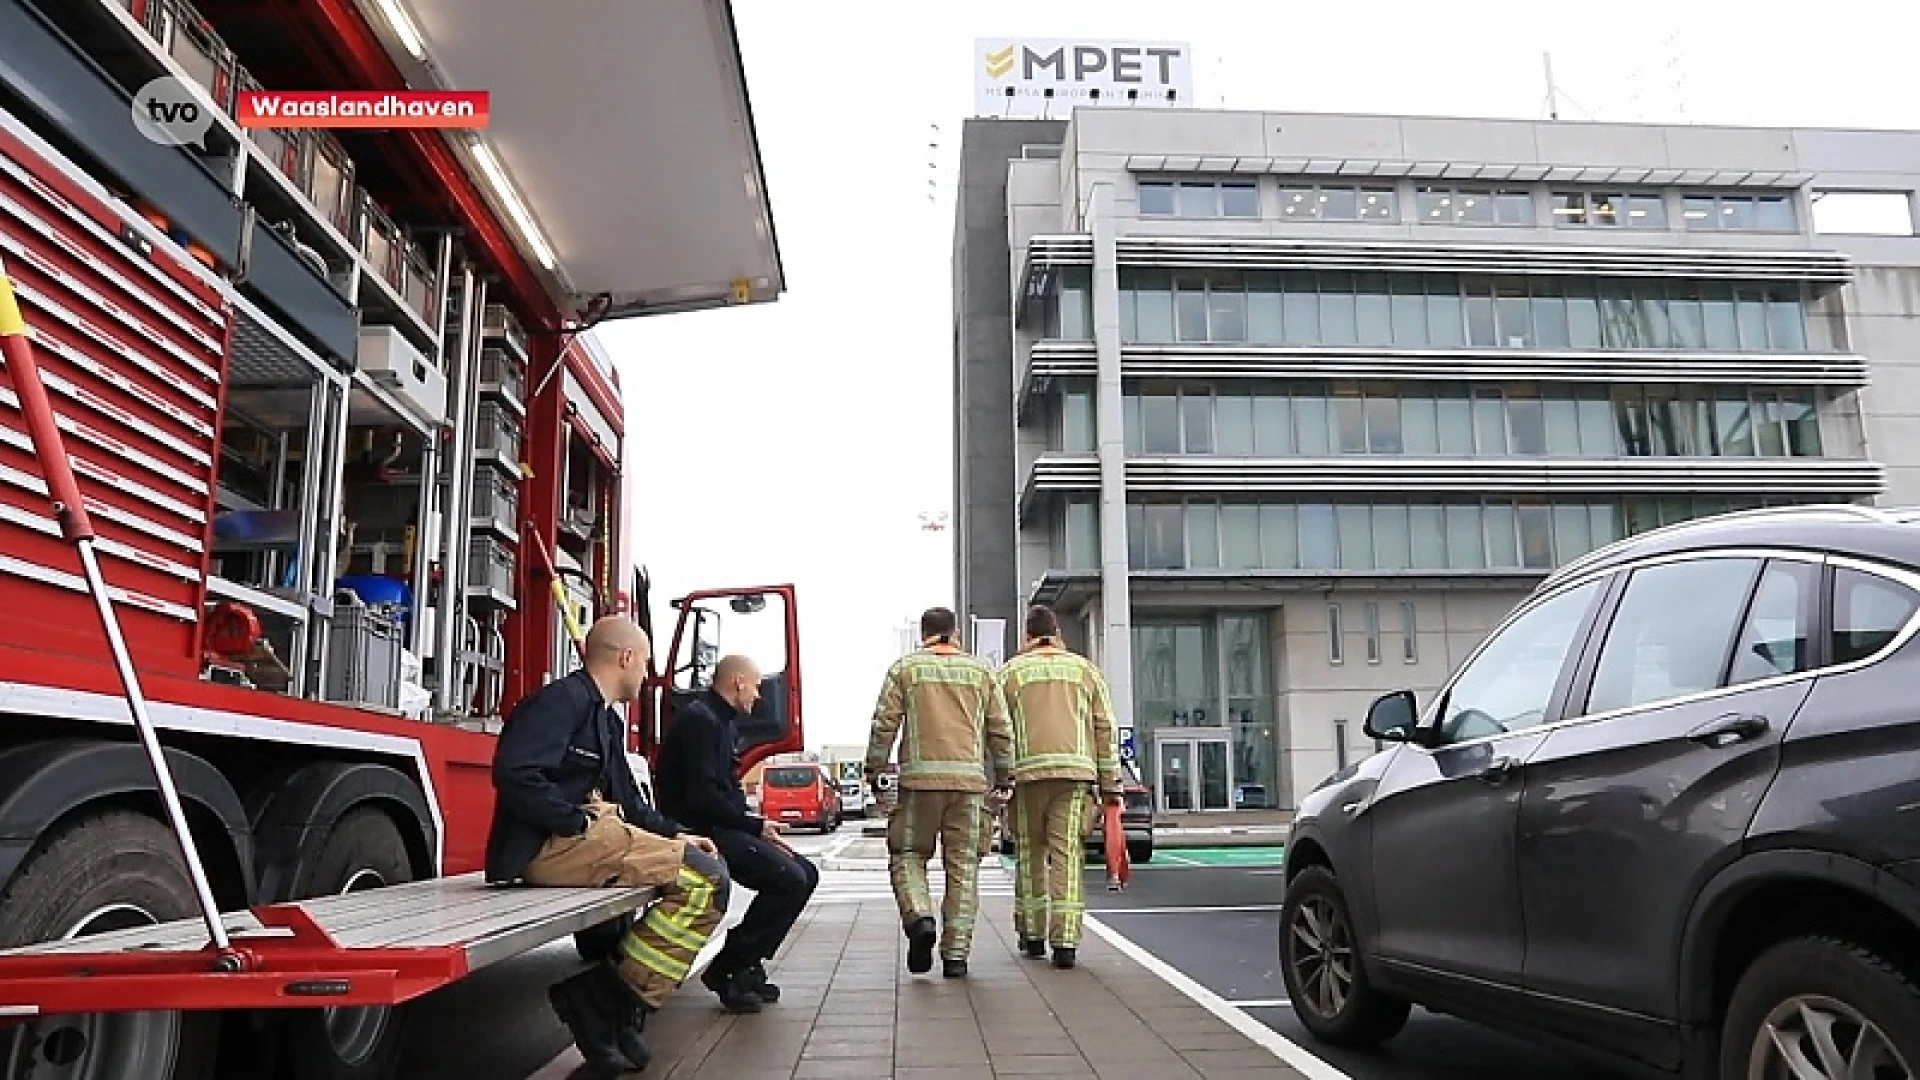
[[1543, 503, 1893, 589]]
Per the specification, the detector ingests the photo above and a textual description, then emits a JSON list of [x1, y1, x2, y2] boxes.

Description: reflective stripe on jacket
[[999, 641, 1120, 794], [866, 643, 1013, 793]]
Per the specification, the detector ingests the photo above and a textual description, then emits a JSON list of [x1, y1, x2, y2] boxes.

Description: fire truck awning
[[360, 0, 784, 322]]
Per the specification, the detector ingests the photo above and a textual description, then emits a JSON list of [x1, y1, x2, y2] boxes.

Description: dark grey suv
[[1279, 505, 1920, 1079]]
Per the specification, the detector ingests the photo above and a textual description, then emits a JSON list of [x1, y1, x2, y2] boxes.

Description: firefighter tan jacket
[[999, 639, 1121, 795], [865, 642, 1013, 793]]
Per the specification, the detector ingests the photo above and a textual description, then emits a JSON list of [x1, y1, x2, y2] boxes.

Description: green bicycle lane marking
[[997, 846, 1286, 871]]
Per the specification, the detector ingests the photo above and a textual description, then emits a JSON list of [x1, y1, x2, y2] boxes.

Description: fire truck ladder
[[0, 254, 658, 1020]]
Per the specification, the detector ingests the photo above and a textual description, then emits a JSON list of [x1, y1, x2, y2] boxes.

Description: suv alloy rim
[[1748, 994, 1912, 1080], [1289, 895, 1355, 1018]]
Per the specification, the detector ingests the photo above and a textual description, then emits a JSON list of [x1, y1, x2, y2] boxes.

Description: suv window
[[1434, 578, 1603, 745], [1728, 560, 1819, 686], [1586, 557, 1760, 714], [1832, 567, 1920, 664]]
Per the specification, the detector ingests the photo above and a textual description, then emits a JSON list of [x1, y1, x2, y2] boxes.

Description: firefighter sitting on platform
[[999, 603, 1122, 969], [864, 606, 1013, 979], [484, 615, 729, 1080]]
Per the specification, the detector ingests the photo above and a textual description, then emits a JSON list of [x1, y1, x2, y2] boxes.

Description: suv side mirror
[[1363, 690, 1419, 742]]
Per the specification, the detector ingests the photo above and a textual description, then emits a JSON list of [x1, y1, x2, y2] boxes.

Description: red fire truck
[[0, 1, 796, 1078]]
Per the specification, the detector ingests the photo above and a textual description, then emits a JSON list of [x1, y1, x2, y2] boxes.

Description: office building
[[953, 107, 1920, 811]]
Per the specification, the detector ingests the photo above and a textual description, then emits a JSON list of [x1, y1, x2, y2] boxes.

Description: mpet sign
[[975, 39, 1192, 119]]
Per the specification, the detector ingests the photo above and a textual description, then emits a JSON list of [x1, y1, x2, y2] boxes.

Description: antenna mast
[[1542, 51, 1560, 121]]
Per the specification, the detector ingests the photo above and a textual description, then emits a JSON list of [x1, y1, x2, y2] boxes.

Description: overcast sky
[[599, 0, 1920, 752]]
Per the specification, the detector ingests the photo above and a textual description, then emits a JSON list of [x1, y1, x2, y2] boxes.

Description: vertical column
[[432, 269, 482, 711], [1088, 182, 1134, 729]]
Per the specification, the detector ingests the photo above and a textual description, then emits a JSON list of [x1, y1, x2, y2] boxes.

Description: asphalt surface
[[1087, 857, 1638, 1080]]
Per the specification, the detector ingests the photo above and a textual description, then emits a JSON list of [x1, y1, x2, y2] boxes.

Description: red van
[[760, 763, 842, 833]]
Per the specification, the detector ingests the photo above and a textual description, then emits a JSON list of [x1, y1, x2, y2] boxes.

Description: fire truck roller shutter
[[0, 739, 251, 1080], [246, 762, 432, 1080]]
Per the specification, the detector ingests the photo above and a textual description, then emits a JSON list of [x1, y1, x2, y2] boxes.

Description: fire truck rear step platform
[[0, 874, 657, 1018]]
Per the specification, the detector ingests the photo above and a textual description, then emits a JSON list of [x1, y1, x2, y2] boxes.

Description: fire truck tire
[[280, 809, 413, 1080], [0, 809, 221, 1080]]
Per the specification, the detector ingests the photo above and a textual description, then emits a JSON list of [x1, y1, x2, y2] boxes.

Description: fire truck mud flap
[[0, 873, 659, 1017]]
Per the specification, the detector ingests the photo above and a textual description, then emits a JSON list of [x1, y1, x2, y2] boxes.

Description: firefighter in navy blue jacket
[[655, 654, 820, 1013], [485, 616, 729, 1080]]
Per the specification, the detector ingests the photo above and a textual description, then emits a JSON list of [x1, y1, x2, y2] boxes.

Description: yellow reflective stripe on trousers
[[620, 929, 691, 981]]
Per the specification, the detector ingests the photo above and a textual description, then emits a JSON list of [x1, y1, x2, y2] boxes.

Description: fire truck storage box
[[298, 129, 355, 236], [357, 325, 448, 427], [145, 0, 238, 115], [246, 214, 358, 368], [471, 469, 519, 536], [0, 1, 245, 269], [478, 347, 524, 404], [468, 534, 515, 598], [325, 596, 403, 709], [482, 302, 528, 357], [473, 401, 521, 463]]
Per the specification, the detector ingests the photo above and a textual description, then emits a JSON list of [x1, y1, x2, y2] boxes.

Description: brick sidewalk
[[534, 893, 1310, 1080]]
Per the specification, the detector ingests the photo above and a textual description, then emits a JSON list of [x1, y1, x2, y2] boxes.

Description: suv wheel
[[1279, 866, 1410, 1047], [1721, 937, 1920, 1080]]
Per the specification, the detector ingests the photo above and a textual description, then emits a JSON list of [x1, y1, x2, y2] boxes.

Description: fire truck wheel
[[282, 808, 414, 1080], [0, 809, 222, 1080]]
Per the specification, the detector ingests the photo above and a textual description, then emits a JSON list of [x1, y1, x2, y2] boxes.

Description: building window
[[1046, 267, 1093, 339], [1416, 187, 1535, 226], [1121, 382, 1825, 460], [1277, 184, 1398, 222], [1364, 602, 1382, 663], [1334, 718, 1349, 771], [1327, 603, 1344, 664], [1811, 191, 1915, 236], [1062, 497, 1099, 569], [1400, 601, 1418, 663], [1059, 389, 1094, 452], [1682, 193, 1798, 233], [1552, 191, 1668, 229], [1112, 494, 1824, 574], [1116, 271, 1821, 352], [1139, 178, 1259, 219]]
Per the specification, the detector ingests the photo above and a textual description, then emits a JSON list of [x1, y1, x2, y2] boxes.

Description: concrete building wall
[[953, 119, 1066, 639]]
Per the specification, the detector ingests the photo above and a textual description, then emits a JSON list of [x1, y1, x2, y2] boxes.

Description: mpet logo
[[974, 39, 1192, 117]]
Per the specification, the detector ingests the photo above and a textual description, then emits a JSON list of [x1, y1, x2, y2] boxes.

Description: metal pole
[[0, 271, 231, 954]]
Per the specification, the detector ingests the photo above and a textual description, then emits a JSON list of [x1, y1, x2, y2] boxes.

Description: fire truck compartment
[[0, 872, 660, 1015]]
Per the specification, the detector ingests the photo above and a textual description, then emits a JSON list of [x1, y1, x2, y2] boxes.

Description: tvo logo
[[131, 77, 217, 149]]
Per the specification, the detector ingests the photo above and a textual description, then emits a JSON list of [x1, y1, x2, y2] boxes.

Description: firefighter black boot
[[905, 916, 937, 975], [546, 969, 625, 1080], [942, 956, 968, 979], [1022, 938, 1047, 959], [588, 964, 653, 1072], [1052, 946, 1077, 970]]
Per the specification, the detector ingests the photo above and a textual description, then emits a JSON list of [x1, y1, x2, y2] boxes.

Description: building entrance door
[[1154, 734, 1233, 813]]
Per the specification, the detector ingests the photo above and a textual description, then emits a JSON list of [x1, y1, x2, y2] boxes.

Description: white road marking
[[1082, 913, 1353, 1080], [1088, 904, 1282, 915], [1225, 998, 1293, 1008]]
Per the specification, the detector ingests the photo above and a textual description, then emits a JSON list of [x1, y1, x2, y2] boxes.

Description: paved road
[[400, 825, 854, 1080], [1086, 856, 1635, 1080]]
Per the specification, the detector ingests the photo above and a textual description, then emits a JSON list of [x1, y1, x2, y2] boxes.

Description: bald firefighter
[[1000, 604, 1121, 969], [865, 606, 1013, 978]]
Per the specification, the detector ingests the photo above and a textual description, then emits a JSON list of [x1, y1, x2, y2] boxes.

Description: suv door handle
[[1479, 756, 1520, 784], [1689, 711, 1770, 746]]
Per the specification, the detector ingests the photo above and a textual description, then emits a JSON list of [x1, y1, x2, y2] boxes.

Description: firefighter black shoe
[[905, 917, 937, 974], [1051, 946, 1077, 970], [744, 960, 781, 1003], [547, 971, 625, 1079], [942, 957, 968, 979], [1021, 938, 1046, 959], [589, 966, 653, 1073], [702, 963, 763, 1014]]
